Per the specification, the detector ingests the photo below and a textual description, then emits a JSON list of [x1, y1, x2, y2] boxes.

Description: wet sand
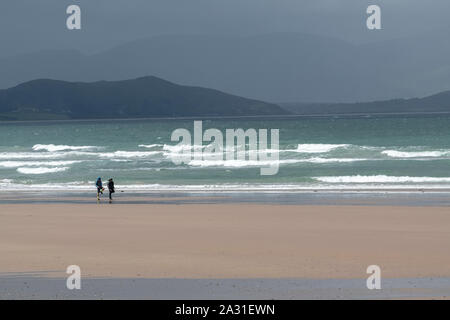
[[2, 277, 450, 299], [1, 191, 450, 206]]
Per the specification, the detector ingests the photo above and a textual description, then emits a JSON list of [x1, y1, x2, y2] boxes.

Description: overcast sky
[[1, 0, 450, 57]]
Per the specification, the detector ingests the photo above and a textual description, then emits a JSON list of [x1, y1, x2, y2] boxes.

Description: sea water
[[1, 116, 450, 192]]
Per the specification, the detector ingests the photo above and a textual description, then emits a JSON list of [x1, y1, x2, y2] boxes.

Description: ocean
[[1, 116, 450, 192]]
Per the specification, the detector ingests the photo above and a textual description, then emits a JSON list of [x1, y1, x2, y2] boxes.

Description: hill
[[282, 91, 450, 116], [0, 76, 287, 121]]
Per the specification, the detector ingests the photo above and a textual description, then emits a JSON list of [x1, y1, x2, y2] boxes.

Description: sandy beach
[[1, 202, 450, 280]]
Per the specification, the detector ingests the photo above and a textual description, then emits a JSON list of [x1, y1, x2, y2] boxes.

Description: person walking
[[96, 177, 104, 201], [107, 178, 115, 202]]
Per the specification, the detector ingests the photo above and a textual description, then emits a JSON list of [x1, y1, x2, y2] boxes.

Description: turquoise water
[[1, 116, 450, 191]]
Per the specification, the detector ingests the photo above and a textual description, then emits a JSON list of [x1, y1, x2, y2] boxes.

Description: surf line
[[169, 120, 279, 175]]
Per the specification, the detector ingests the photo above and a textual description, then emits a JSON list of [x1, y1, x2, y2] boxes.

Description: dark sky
[[1, 0, 450, 57]]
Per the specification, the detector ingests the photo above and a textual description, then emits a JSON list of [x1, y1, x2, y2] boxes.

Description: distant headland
[[0, 76, 287, 121]]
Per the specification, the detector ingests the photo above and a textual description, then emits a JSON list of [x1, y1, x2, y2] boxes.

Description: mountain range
[[2, 33, 450, 103], [2, 75, 450, 121]]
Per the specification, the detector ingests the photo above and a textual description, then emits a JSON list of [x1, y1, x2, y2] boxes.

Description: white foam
[[187, 158, 367, 168], [32, 144, 99, 152], [100, 151, 163, 158], [1, 180, 450, 192], [0, 181, 90, 190], [16, 167, 69, 174], [382, 150, 448, 158], [0, 182, 316, 191], [314, 175, 450, 183], [163, 144, 206, 152], [297, 144, 350, 153], [302, 157, 368, 163], [188, 159, 281, 168], [0, 161, 81, 168], [138, 144, 163, 149], [0, 151, 95, 160]]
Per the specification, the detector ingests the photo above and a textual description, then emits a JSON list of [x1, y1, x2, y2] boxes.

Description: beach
[[2, 116, 450, 298], [1, 199, 449, 277], [1, 193, 450, 299], [2, 0, 450, 303]]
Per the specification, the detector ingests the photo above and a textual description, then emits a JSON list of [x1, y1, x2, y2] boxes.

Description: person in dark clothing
[[107, 178, 115, 201], [96, 177, 103, 200]]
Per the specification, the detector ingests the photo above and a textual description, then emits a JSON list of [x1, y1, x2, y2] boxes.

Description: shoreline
[[0, 190, 449, 206], [2, 188, 450, 193]]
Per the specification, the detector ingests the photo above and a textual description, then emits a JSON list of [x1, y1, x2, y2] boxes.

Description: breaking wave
[[99, 151, 163, 158], [187, 158, 369, 168], [32, 144, 100, 152], [16, 167, 69, 174], [0, 161, 81, 168], [314, 175, 450, 183], [382, 150, 449, 158], [296, 144, 350, 153], [138, 144, 164, 149], [0, 151, 94, 160]]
